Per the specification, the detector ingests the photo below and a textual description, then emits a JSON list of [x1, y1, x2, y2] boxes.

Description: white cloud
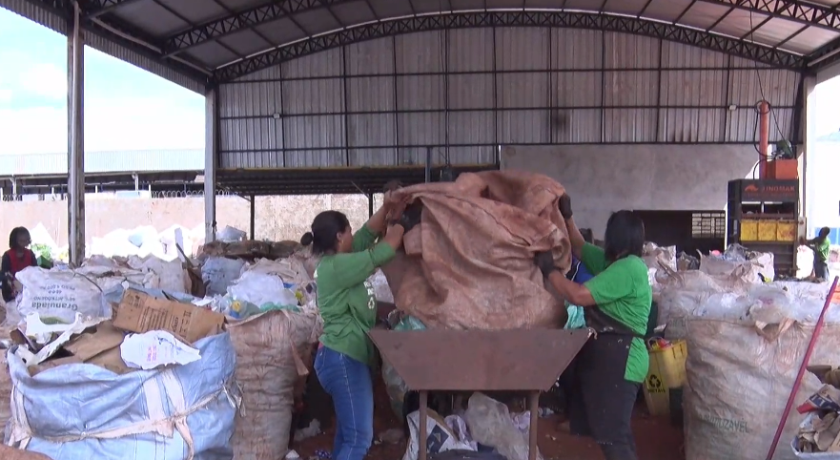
[[0, 95, 204, 154], [17, 63, 66, 100], [0, 10, 205, 156]]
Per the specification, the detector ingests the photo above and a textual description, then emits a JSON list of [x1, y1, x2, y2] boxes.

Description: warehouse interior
[[5, 2, 840, 460], [2, 0, 840, 266]]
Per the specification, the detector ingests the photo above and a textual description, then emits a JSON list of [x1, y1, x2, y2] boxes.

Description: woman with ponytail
[[303, 190, 420, 460]]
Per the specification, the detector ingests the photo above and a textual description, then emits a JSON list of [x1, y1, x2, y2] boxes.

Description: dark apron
[[565, 306, 641, 438]]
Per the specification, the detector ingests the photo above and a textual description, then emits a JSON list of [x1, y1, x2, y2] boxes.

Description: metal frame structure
[[3, 0, 838, 253], [4, 0, 840, 90], [215, 11, 809, 81]]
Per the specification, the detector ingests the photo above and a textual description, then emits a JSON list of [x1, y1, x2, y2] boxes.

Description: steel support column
[[802, 74, 817, 237], [249, 194, 255, 240], [67, 1, 85, 266], [204, 87, 219, 244]]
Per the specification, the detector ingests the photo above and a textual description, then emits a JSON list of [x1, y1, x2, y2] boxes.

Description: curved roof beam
[[154, 0, 840, 57], [698, 0, 840, 32], [163, 0, 347, 57], [214, 10, 805, 82]]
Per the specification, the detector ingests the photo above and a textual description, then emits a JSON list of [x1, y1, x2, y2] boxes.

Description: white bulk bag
[[15, 267, 109, 324], [5, 333, 237, 460]]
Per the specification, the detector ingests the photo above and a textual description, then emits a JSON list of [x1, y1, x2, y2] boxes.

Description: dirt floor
[[293, 377, 685, 460]]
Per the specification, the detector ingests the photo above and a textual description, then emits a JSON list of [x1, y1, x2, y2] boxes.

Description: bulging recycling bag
[[15, 267, 110, 324], [4, 332, 238, 460], [228, 309, 322, 460], [684, 316, 840, 460], [382, 170, 570, 329]]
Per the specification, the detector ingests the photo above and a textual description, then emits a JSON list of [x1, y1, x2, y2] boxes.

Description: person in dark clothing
[[534, 196, 651, 460], [1, 227, 38, 302]]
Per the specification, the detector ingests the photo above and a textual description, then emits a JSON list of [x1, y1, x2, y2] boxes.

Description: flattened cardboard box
[[115, 289, 225, 343], [63, 321, 132, 375], [30, 321, 131, 376]]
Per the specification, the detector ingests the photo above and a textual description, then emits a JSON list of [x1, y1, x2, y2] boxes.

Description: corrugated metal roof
[[6, 0, 839, 93], [0, 149, 203, 176]]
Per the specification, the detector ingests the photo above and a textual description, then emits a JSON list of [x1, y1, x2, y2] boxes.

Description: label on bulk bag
[[16, 267, 106, 324]]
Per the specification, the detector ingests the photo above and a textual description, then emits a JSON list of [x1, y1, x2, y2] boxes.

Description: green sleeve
[[351, 223, 379, 252], [580, 243, 608, 275], [328, 243, 396, 290], [584, 261, 634, 306]]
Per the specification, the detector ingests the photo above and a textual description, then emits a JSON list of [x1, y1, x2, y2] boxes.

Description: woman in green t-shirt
[[534, 195, 651, 460], [303, 194, 418, 460]]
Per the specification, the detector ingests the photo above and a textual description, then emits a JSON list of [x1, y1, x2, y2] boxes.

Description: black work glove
[[558, 194, 573, 219], [534, 251, 556, 277], [390, 210, 420, 233], [396, 202, 422, 233]]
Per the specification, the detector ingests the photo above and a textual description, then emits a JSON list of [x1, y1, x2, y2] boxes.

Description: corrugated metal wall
[[218, 28, 801, 170]]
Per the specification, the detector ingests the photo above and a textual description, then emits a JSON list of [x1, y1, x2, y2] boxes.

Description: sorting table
[[369, 329, 592, 460]]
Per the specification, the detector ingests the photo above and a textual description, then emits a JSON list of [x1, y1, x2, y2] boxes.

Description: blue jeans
[[314, 346, 374, 460]]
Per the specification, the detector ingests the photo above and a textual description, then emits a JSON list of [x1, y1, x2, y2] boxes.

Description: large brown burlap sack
[[684, 315, 840, 460], [0, 445, 52, 460], [382, 170, 571, 329], [229, 310, 322, 460]]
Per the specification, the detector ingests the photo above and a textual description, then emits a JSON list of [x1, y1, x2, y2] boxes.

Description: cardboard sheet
[[114, 289, 225, 343]]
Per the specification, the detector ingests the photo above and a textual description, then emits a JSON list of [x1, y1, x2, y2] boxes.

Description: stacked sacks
[[656, 276, 840, 460], [223, 255, 324, 460], [653, 265, 754, 340], [698, 244, 775, 283]]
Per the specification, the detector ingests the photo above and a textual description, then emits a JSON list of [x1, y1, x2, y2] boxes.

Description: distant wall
[[502, 144, 757, 236], [0, 194, 379, 249]]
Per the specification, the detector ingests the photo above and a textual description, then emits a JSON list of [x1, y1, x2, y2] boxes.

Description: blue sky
[[1, 7, 839, 156], [0, 8, 205, 155]]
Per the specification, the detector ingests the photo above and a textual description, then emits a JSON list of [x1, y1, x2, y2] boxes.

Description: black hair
[[579, 228, 594, 244], [300, 211, 351, 255], [819, 227, 831, 239], [603, 211, 645, 263], [9, 227, 30, 250]]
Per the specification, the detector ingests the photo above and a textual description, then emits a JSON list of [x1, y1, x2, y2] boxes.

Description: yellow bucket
[[643, 340, 688, 417]]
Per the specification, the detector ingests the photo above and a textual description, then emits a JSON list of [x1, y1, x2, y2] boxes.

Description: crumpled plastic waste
[[120, 330, 202, 370], [564, 304, 586, 329]]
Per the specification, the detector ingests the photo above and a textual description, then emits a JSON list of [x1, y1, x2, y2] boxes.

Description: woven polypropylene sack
[[229, 310, 322, 460], [381, 170, 571, 330], [5, 333, 237, 460], [684, 318, 840, 460], [0, 349, 10, 437]]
